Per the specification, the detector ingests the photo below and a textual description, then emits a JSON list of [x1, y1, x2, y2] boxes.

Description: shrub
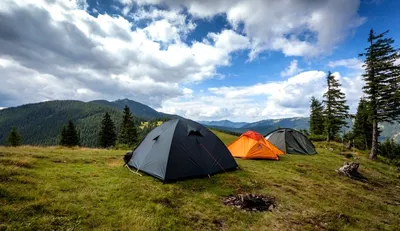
[[379, 139, 400, 160], [308, 134, 326, 142], [114, 143, 132, 150]]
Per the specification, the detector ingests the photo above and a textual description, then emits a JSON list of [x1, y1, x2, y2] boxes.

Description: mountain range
[[1, 99, 399, 146], [200, 118, 400, 142], [200, 117, 311, 135]]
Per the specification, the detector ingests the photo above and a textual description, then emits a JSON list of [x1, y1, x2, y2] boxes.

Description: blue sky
[[0, 0, 399, 121]]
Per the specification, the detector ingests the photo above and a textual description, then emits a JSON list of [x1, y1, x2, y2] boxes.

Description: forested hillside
[[0, 101, 137, 147], [91, 98, 179, 120]]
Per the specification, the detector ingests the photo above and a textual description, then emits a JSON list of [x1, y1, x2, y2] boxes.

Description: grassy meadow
[[0, 132, 400, 230]]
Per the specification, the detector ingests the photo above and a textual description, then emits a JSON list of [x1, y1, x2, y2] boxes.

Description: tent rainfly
[[124, 118, 238, 182], [228, 130, 284, 160], [265, 128, 317, 155]]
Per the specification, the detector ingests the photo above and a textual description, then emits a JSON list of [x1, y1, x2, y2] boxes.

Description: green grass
[[0, 137, 400, 230], [210, 129, 238, 145]]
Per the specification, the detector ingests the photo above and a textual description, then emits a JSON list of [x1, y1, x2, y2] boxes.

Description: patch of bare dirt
[[222, 193, 276, 212]]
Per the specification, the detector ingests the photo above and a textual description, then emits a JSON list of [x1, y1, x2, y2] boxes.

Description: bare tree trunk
[[369, 119, 378, 160], [364, 134, 368, 150], [326, 128, 330, 142]]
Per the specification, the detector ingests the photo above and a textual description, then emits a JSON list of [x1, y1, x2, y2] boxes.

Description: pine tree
[[119, 105, 138, 147], [360, 29, 400, 160], [352, 98, 373, 150], [309, 96, 325, 135], [65, 120, 80, 147], [323, 71, 350, 142], [99, 112, 117, 148], [6, 126, 22, 147], [59, 126, 68, 146]]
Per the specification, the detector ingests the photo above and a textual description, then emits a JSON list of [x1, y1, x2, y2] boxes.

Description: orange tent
[[228, 131, 284, 160]]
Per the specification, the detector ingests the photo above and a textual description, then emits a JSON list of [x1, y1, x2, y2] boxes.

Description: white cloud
[[130, 0, 365, 58], [208, 30, 250, 52], [0, 0, 247, 107], [328, 58, 364, 71], [0, 57, 184, 107], [159, 70, 363, 121], [144, 19, 180, 43], [280, 60, 302, 77]]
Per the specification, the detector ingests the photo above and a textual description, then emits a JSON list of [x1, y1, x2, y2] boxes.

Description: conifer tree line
[[98, 112, 117, 148], [58, 105, 140, 148], [59, 120, 80, 147], [309, 72, 350, 142], [6, 126, 22, 147], [309, 29, 400, 160]]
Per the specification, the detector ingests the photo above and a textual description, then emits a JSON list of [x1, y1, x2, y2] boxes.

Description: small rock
[[329, 148, 334, 152]]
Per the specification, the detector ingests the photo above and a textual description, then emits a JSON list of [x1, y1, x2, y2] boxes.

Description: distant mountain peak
[[116, 98, 130, 102]]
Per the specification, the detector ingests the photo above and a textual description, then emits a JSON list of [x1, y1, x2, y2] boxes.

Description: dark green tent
[[265, 128, 316, 155], [124, 118, 238, 182]]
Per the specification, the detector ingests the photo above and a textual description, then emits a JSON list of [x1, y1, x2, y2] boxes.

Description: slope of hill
[[0, 99, 183, 147], [1, 142, 399, 230], [0, 100, 128, 147], [209, 129, 238, 144], [90, 99, 167, 120]]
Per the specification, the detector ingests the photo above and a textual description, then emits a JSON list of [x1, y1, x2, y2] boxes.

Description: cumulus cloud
[[280, 60, 302, 77], [129, 0, 365, 58], [159, 70, 364, 121], [0, 0, 247, 107], [328, 58, 364, 71]]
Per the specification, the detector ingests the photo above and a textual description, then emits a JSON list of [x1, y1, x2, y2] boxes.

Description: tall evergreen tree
[[323, 71, 349, 142], [64, 120, 80, 147], [59, 126, 68, 146], [352, 98, 373, 150], [6, 126, 22, 147], [99, 112, 117, 148], [119, 105, 138, 147], [309, 96, 325, 135], [360, 29, 400, 160]]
